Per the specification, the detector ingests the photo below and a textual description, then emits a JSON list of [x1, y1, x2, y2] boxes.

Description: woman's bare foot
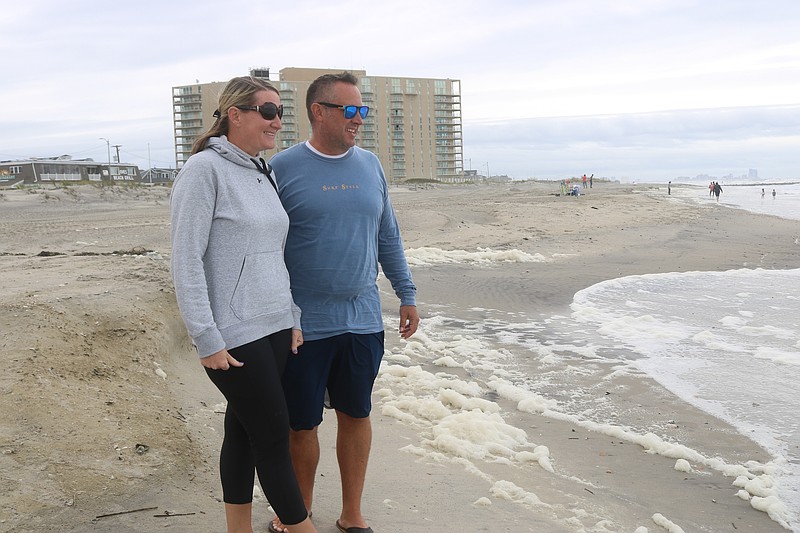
[[269, 511, 312, 533], [268, 517, 286, 533]]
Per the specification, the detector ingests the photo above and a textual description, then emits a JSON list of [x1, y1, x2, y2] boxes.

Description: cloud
[[2, 0, 799, 178], [463, 105, 800, 179]]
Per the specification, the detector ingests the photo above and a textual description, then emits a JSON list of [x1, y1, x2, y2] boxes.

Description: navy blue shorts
[[282, 332, 384, 430]]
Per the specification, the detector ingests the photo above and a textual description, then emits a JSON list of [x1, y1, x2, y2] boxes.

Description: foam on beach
[[378, 266, 800, 530], [405, 246, 548, 266]]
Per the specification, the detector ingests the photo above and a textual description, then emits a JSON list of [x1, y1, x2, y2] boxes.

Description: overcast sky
[[1, 0, 798, 181]]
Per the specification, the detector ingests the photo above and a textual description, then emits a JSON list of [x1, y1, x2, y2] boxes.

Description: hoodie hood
[[205, 135, 258, 170]]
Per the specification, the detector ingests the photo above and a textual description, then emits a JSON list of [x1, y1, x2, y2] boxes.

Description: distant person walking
[[582, 174, 588, 189], [668, 181, 671, 195], [773, 188, 777, 198], [713, 181, 722, 201], [589, 174, 593, 188], [761, 188, 765, 198], [709, 181, 714, 197]]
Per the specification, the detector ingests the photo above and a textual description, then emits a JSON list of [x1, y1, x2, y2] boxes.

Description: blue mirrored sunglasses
[[317, 102, 369, 119]]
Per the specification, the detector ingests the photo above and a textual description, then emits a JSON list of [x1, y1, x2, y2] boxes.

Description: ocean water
[[570, 268, 800, 526], [381, 192, 799, 530], [669, 181, 800, 221]]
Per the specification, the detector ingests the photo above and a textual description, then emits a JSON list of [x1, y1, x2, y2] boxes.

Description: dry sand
[[0, 181, 797, 532]]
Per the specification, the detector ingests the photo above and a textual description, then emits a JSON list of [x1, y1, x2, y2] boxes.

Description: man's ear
[[310, 102, 325, 122]]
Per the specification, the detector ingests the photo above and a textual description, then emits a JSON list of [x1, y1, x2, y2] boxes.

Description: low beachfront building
[[0, 156, 141, 186], [140, 168, 178, 184]]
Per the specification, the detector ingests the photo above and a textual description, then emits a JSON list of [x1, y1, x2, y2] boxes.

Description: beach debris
[[153, 361, 167, 379], [94, 506, 158, 520], [153, 510, 196, 517], [134, 443, 149, 455]]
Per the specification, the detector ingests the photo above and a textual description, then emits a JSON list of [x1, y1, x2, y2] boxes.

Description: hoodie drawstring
[[251, 158, 278, 193]]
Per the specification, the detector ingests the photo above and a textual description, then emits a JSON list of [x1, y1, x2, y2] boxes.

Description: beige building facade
[[172, 67, 464, 183]]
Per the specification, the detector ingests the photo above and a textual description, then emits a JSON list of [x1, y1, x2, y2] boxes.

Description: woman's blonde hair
[[191, 76, 279, 155]]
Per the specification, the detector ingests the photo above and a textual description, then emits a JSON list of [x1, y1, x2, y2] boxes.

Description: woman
[[171, 76, 316, 533]]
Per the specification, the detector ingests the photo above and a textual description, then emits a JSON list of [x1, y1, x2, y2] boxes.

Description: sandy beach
[[1, 181, 798, 532]]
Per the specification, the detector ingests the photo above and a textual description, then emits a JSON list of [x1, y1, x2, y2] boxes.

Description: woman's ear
[[227, 106, 240, 126]]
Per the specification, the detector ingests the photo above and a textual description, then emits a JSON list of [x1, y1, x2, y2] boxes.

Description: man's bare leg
[[335, 412, 372, 530]]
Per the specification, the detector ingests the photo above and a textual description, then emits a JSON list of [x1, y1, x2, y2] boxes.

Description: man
[[269, 72, 419, 533]]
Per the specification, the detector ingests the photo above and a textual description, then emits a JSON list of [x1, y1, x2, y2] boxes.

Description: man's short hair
[[306, 72, 359, 123]]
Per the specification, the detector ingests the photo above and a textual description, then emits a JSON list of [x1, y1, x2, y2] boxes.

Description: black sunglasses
[[234, 102, 284, 120], [317, 102, 369, 119]]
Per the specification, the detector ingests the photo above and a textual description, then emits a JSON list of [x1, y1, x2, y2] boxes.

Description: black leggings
[[205, 330, 308, 525]]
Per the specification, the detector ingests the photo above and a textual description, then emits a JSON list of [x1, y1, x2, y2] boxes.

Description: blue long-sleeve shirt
[[270, 142, 416, 341]]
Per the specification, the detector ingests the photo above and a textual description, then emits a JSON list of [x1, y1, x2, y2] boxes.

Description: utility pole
[[147, 143, 152, 184], [99, 138, 111, 180], [112, 145, 121, 163]]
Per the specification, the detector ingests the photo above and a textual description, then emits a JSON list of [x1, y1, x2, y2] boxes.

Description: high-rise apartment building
[[172, 67, 464, 182]]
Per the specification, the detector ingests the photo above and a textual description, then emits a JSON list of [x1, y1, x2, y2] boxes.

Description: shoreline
[[379, 181, 799, 531], [0, 182, 798, 532]]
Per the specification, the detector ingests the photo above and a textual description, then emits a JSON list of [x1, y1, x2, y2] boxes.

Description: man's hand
[[399, 305, 420, 339]]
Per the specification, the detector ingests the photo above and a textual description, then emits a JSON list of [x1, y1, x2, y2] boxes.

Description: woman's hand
[[200, 349, 243, 370], [291, 329, 304, 354]]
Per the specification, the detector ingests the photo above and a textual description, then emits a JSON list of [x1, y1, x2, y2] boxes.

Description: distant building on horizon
[[172, 67, 465, 183], [0, 155, 140, 186]]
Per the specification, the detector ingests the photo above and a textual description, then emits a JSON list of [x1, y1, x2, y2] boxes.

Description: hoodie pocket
[[229, 251, 291, 321]]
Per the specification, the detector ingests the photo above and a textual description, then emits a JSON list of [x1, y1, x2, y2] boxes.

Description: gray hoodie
[[170, 136, 300, 358]]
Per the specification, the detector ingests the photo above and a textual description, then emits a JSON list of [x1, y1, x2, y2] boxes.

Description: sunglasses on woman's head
[[234, 102, 284, 120]]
